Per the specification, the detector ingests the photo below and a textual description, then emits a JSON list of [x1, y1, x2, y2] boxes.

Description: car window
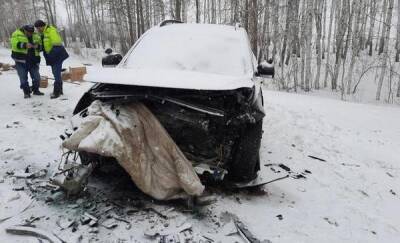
[[124, 25, 253, 76]]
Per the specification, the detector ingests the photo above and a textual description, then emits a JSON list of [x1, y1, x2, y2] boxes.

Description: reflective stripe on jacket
[[10, 28, 41, 61]]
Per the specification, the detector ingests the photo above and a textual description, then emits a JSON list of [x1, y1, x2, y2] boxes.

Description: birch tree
[[248, 0, 258, 55], [332, 0, 348, 91], [346, 0, 362, 95], [323, 0, 335, 88], [378, 0, 389, 55], [395, 0, 400, 62], [376, 0, 394, 100], [366, 0, 377, 56], [304, 0, 313, 91], [314, 0, 323, 89]]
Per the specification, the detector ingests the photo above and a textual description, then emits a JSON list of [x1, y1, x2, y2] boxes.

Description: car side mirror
[[105, 48, 113, 55], [256, 60, 274, 78], [102, 53, 123, 67]]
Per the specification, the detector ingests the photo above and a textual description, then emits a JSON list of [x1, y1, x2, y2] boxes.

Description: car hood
[[84, 67, 255, 90]]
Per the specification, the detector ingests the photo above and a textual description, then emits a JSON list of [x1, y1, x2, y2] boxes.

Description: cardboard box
[[62, 71, 71, 81], [40, 76, 48, 88], [1, 63, 11, 71], [69, 67, 87, 81]]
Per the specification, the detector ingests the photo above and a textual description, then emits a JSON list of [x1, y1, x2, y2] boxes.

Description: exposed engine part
[[51, 151, 96, 196], [73, 84, 265, 182]]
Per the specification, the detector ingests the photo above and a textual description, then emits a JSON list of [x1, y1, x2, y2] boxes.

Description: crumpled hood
[[84, 67, 255, 90]]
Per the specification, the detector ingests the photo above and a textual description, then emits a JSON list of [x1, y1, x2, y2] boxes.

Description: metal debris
[[101, 218, 119, 229], [6, 225, 63, 243], [219, 212, 265, 243], [234, 220, 262, 243], [308, 155, 327, 162], [145, 222, 192, 238], [12, 169, 48, 179], [51, 163, 94, 196], [88, 227, 99, 234], [195, 195, 217, 206], [80, 212, 98, 227], [56, 218, 76, 230], [142, 207, 169, 219], [112, 215, 132, 230], [22, 216, 43, 226]]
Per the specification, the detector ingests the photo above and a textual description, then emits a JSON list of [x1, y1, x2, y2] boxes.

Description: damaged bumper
[[64, 84, 265, 198]]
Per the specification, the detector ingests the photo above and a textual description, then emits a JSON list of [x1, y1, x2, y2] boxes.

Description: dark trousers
[[15, 62, 41, 91], [51, 61, 63, 92]]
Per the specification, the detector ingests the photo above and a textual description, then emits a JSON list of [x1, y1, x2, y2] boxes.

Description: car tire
[[229, 119, 263, 182]]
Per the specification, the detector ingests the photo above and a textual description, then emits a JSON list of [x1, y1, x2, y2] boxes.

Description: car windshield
[[123, 24, 253, 76]]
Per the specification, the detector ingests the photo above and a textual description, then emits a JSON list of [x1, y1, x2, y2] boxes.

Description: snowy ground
[[1, 47, 400, 242]]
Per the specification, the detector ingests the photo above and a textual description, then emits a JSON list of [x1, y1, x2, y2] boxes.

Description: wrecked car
[[73, 21, 274, 185]]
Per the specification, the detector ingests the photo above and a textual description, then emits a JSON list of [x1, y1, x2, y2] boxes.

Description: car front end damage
[[73, 83, 265, 183]]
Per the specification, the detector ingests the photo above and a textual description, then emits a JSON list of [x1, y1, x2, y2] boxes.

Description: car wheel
[[229, 119, 263, 182]]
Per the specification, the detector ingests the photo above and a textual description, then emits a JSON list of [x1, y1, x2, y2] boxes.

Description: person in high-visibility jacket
[[11, 25, 44, 98], [34, 20, 69, 99]]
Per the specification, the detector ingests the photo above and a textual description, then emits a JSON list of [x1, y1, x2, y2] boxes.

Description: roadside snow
[[0, 47, 399, 242]]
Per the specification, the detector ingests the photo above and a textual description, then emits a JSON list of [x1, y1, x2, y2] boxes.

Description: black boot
[[50, 91, 61, 99], [32, 89, 44, 96], [23, 88, 31, 99], [50, 86, 61, 99]]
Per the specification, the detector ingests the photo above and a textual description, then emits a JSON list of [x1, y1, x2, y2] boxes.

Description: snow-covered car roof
[[85, 23, 257, 90], [122, 23, 255, 77]]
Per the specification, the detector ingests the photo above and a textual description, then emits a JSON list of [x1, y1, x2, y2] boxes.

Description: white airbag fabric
[[63, 100, 204, 200]]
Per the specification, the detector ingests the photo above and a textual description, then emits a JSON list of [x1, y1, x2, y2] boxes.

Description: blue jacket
[[44, 45, 69, 65]]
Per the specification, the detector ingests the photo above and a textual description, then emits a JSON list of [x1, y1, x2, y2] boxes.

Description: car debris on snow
[[111, 215, 132, 230], [80, 212, 98, 227], [100, 218, 119, 229], [12, 168, 47, 179], [144, 222, 215, 243], [235, 220, 267, 243], [50, 160, 95, 196], [56, 217, 76, 230], [145, 222, 192, 238], [323, 217, 339, 227], [12, 186, 25, 191], [307, 155, 327, 162], [5, 225, 64, 243], [219, 211, 268, 243], [21, 215, 43, 226]]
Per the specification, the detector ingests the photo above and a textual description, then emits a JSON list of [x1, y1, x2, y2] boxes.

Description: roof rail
[[159, 20, 184, 27]]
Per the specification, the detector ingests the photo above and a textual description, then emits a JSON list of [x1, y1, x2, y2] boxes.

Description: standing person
[[34, 20, 69, 99], [11, 25, 44, 98]]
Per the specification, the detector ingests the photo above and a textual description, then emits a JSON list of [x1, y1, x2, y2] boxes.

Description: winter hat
[[34, 20, 46, 28], [23, 25, 34, 33]]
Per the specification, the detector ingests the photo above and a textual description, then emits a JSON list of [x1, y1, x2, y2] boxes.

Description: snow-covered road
[[0, 49, 399, 242]]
